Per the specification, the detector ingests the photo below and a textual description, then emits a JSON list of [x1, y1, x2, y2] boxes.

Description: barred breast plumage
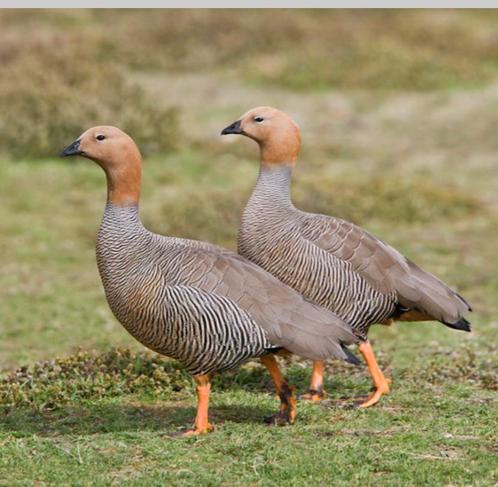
[[96, 204, 271, 376], [96, 203, 357, 376], [237, 154, 471, 339], [97, 203, 355, 374], [61, 125, 358, 434], [238, 167, 398, 339], [222, 106, 471, 408]]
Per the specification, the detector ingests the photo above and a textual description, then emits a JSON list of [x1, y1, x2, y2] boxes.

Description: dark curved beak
[[221, 120, 242, 136], [60, 139, 82, 157]]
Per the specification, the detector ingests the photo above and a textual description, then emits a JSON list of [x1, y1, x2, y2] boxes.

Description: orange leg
[[260, 354, 297, 425], [358, 341, 391, 408], [183, 374, 214, 436], [301, 360, 326, 402]]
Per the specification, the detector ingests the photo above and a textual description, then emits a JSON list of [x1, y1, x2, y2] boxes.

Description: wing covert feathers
[[301, 214, 471, 329], [171, 242, 359, 362]]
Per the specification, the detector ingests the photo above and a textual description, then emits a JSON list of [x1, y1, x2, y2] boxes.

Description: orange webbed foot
[[358, 379, 391, 408], [182, 423, 214, 437], [300, 389, 325, 402], [266, 384, 297, 425], [357, 341, 391, 408], [265, 404, 296, 426]]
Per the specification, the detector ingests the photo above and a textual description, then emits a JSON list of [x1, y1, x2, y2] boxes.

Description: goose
[[60, 125, 359, 435], [221, 107, 471, 407]]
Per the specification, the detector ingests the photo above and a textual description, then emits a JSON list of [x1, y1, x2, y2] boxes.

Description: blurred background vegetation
[[2, 10, 498, 158], [1, 6, 497, 376], [0, 10, 497, 484]]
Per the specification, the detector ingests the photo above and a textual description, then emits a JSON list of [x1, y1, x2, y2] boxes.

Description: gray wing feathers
[[301, 214, 471, 324], [270, 299, 358, 361], [168, 243, 358, 362], [398, 259, 470, 323]]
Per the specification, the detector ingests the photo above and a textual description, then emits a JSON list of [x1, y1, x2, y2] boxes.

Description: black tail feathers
[[443, 317, 472, 332], [341, 343, 361, 365], [455, 292, 472, 312]]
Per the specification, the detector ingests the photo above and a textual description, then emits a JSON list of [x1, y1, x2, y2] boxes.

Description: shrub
[[295, 176, 482, 225], [0, 348, 191, 411], [2, 10, 498, 104], [0, 32, 179, 159]]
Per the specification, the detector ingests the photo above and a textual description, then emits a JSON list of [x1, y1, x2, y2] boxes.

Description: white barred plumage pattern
[[238, 166, 397, 339], [96, 204, 273, 376]]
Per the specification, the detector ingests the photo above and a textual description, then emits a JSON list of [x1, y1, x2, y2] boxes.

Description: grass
[[1, 146, 496, 485], [0, 346, 496, 485], [1, 9, 498, 486]]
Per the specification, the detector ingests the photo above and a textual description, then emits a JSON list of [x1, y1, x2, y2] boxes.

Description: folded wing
[[298, 214, 471, 327], [161, 240, 360, 362]]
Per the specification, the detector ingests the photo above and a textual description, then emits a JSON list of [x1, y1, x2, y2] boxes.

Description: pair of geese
[[61, 106, 471, 436]]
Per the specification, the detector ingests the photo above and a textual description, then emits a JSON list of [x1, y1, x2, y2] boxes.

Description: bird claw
[[265, 386, 297, 425], [357, 380, 391, 408], [181, 423, 214, 437], [265, 409, 295, 426], [300, 389, 325, 402]]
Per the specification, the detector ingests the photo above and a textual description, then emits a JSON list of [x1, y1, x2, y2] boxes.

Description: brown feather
[[301, 214, 471, 325], [178, 245, 359, 361]]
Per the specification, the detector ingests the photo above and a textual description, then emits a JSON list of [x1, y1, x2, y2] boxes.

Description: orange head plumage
[[221, 106, 301, 168], [61, 126, 142, 206]]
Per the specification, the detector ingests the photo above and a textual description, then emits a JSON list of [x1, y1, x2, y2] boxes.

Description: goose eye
[[254, 116, 264, 123], [96, 134, 106, 141]]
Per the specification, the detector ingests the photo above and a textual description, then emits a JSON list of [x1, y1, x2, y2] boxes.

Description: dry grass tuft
[[0, 30, 179, 159], [295, 176, 482, 225], [0, 348, 191, 412]]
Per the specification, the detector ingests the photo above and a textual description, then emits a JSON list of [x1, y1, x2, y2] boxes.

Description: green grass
[[1, 9, 498, 486], [0, 345, 496, 485], [1, 142, 497, 484]]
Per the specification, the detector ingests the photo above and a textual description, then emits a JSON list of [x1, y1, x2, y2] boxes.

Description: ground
[[0, 10, 497, 486]]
